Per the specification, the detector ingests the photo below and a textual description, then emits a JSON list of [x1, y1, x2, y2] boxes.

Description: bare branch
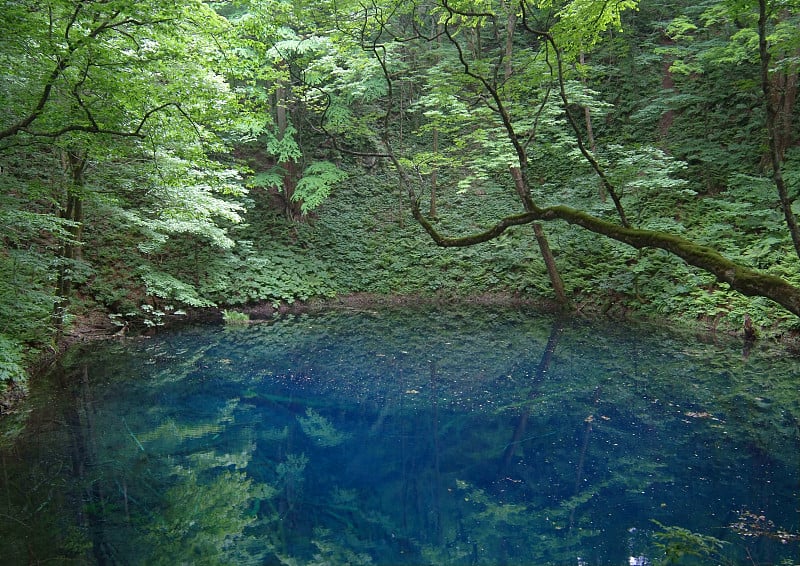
[[519, 1, 629, 227]]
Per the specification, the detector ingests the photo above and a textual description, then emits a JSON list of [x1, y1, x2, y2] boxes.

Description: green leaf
[[294, 161, 348, 212]]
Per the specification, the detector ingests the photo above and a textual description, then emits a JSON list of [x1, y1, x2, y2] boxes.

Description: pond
[[0, 307, 798, 565]]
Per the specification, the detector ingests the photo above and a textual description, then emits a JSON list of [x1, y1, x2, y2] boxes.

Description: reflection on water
[[1, 307, 798, 565]]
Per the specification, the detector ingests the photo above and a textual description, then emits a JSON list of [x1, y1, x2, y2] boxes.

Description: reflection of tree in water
[[0, 344, 279, 564], [1, 309, 798, 564], [117, 397, 276, 564], [141, 470, 270, 565], [0, 358, 132, 563], [418, 318, 588, 564]]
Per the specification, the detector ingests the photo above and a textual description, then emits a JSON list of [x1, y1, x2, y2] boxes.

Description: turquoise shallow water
[[1, 307, 798, 564]]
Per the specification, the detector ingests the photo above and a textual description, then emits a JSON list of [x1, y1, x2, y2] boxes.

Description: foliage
[[0, 0, 255, 361], [138, 268, 216, 309], [2, 0, 800, 396], [545, 0, 641, 55], [222, 309, 251, 325], [651, 520, 729, 565]]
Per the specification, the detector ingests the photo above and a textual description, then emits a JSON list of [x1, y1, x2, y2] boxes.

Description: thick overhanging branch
[[409, 195, 800, 317], [0, 58, 68, 141], [412, 204, 537, 246], [539, 205, 800, 316]]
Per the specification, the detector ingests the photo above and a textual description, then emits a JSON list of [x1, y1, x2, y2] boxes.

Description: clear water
[[1, 307, 798, 565]]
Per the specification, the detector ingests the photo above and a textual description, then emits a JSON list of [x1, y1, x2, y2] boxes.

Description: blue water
[[1, 308, 798, 565]]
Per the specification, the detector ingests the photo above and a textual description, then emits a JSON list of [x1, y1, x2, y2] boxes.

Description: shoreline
[[3, 291, 797, 419]]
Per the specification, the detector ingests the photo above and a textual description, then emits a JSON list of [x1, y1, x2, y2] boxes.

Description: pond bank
[[3, 291, 797, 419]]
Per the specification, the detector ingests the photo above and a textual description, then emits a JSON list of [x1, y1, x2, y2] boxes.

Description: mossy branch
[[410, 197, 800, 317]]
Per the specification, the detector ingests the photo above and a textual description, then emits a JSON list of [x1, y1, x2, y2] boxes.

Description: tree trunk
[[281, 160, 302, 221], [502, 12, 569, 307], [430, 127, 438, 218], [275, 63, 303, 221], [511, 167, 570, 306], [579, 51, 602, 201], [54, 150, 87, 334], [758, 0, 800, 259], [503, 10, 516, 81], [430, 22, 442, 219], [532, 222, 569, 306]]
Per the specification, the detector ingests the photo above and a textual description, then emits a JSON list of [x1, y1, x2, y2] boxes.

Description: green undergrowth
[[4, 157, 798, 402], [57, 161, 800, 348]]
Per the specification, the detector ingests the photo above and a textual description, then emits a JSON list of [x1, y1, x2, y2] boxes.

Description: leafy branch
[[22, 102, 197, 140], [519, 2, 629, 227], [0, 3, 179, 142], [396, 0, 800, 318]]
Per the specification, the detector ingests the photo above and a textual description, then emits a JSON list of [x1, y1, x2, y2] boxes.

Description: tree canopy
[[1, 0, 799, 391]]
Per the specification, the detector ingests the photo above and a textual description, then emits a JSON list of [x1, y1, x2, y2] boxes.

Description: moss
[[409, 197, 800, 318]]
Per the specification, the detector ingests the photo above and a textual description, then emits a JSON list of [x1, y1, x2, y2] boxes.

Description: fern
[[297, 408, 352, 447], [222, 310, 250, 325], [247, 170, 284, 190], [651, 520, 728, 564], [0, 335, 27, 388]]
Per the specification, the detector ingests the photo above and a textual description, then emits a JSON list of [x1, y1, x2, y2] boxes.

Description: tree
[[652, 0, 799, 257], [757, 0, 800, 258], [227, 0, 349, 220], [322, 0, 800, 319], [0, 0, 247, 381]]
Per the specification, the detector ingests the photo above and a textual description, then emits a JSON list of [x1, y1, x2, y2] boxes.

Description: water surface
[[1, 307, 798, 564]]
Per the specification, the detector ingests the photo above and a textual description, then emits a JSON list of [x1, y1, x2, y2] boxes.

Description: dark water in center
[[1, 307, 798, 565]]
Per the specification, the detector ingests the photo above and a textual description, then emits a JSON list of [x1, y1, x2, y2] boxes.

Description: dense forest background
[[1, 0, 799, 394]]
